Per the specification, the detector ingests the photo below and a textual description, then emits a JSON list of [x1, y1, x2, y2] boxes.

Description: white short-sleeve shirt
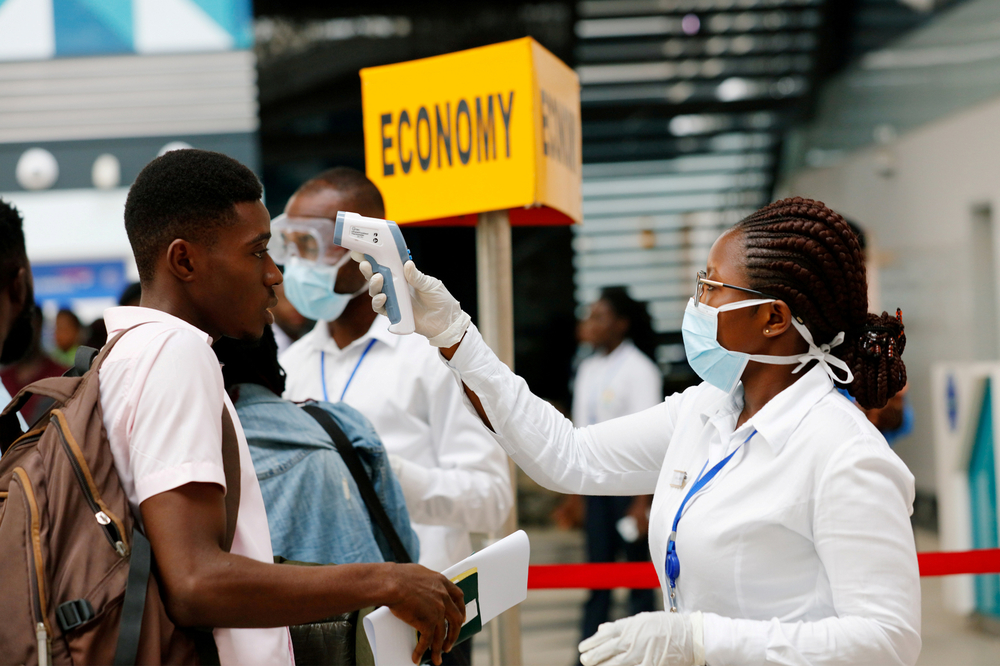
[[101, 307, 293, 666], [572, 339, 662, 427]]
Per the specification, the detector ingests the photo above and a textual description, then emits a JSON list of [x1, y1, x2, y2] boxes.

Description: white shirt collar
[[701, 363, 836, 455], [309, 314, 400, 355], [104, 306, 213, 346], [594, 339, 634, 361]]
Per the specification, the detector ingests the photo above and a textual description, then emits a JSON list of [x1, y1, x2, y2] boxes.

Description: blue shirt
[[232, 383, 419, 565]]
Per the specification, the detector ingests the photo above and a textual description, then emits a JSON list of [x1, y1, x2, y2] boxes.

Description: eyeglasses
[[694, 270, 768, 305]]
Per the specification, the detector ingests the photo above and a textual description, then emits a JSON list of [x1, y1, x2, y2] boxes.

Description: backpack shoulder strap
[[220, 408, 240, 551], [301, 404, 412, 564]]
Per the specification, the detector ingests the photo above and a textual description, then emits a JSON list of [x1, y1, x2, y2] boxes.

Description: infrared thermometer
[[334, 211, 415, 335]]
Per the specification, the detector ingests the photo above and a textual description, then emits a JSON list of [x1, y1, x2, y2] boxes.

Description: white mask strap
[[713, 298, 775, 312], [706, 297, 855, 385], [750, 319, 854, 385]]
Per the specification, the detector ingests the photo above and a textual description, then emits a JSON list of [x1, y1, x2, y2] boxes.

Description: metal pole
[[476, 209, 522, 666]]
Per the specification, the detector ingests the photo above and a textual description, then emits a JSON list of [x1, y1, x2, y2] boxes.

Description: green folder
[[420, 567, 482, 663]]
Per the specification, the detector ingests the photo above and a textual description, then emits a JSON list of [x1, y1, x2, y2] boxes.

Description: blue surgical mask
[[681, 297, 854, 394], [281, 255, 364, 322]]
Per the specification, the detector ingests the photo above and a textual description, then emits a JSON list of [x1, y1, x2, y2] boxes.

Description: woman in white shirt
[[358, 197, 919, 666]]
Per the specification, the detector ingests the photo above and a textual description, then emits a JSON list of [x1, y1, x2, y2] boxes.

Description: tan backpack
[[0, 330, 240, 665]]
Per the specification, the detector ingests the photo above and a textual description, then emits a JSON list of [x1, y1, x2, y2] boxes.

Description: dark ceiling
[[251, 0, 966, 402]]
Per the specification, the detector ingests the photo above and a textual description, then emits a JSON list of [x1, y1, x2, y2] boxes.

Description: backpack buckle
[[56, 598, 94, 632]]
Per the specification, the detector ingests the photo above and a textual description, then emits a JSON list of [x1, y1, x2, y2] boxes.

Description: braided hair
[[734, 197, 906, 409]]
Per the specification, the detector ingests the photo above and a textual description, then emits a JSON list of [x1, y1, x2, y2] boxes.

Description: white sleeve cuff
[[701, 612, 767, 666], [690, 611, 706, 666]]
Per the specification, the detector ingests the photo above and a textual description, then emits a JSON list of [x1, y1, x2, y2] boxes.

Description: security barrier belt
[[526, 548, 1000, 589]]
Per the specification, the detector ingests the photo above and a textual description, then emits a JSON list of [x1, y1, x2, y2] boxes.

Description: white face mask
[[281, 254, 366, 322], [681, 297, 854, 394]]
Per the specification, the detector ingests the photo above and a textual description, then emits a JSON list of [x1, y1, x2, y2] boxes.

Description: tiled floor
[[471, 528, 1000, 665]]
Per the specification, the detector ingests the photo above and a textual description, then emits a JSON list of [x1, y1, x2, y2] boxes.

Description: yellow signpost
[[361, 38, 582, 665], [361, 37, 581, 227]]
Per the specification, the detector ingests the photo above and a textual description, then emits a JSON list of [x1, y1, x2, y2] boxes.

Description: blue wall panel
[[970, 379, 1000, 618]]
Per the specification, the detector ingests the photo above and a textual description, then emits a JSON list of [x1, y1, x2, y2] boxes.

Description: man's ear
[[8, 266, 29, 309], [166, 239, 197, 282], [761, 301, 794, 337]]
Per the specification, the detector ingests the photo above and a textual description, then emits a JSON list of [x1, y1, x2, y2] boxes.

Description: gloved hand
[[579, 611, 705, 666], [352, 253, 471, 348]]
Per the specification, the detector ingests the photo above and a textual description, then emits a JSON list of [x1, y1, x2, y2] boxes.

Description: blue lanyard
[[665, 428, 756, 612], [320, 339, 377, 402]]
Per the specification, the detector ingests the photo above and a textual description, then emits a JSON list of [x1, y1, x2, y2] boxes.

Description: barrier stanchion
[[526, 549, 1000, 590]]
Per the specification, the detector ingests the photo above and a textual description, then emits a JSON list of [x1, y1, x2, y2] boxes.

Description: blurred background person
[[51, 307, 81, 366], [1, 304, 66, 424], [0, 198, 35, 430], [569, 287, 663, 649]]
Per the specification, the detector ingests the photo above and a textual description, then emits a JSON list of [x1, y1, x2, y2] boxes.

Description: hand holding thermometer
[[334, 211, 415, 334]]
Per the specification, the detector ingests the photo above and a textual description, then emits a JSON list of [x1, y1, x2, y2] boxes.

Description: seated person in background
[[214, 325, 419, 565]]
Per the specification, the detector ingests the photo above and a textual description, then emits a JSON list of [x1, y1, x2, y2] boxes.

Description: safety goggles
[[694, 270, 768, 307], [269, 214, 349, 266]]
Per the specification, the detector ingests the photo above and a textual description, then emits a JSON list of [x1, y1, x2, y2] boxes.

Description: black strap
[[219, 409, 241, 552], [113, 528, 150, 666], [301, 404, 412, 564], [71, 346, 100, 378]]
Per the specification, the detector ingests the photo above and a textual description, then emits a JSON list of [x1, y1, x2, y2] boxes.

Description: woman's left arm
[[703, 441, 921, 666]]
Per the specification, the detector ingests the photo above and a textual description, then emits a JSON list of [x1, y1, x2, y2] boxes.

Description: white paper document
[[363, 530, 531, 665]]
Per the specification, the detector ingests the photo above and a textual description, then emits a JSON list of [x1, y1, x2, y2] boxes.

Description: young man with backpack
[[36, 149, 463, 665]]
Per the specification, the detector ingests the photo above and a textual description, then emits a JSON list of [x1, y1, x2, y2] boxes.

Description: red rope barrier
[[526, 549, 1000, 590], [917, 548, 1000, 577]]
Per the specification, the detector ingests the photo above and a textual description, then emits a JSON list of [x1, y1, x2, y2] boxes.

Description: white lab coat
[[281, 316, 513, 572], [444, 323, 921, 666]]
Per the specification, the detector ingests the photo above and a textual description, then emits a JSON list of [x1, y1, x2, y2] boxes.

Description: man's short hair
[[0, 198, 28, 290], [296, 167, 385, 217], [124, 149, 263, 284]]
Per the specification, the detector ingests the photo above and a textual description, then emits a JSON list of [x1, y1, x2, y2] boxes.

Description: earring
[[764, 328, 771, 334]]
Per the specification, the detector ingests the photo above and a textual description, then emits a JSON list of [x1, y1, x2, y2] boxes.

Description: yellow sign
[[361, 37, 581, 225]]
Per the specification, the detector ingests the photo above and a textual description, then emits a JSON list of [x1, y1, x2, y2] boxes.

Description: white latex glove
[[352, 253, 471, 348], [579, 611, 705, 666]]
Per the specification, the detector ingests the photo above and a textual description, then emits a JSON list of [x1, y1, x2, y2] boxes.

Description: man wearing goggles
[[269, 215, 367, 323], [275, 169, 513, 666]]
